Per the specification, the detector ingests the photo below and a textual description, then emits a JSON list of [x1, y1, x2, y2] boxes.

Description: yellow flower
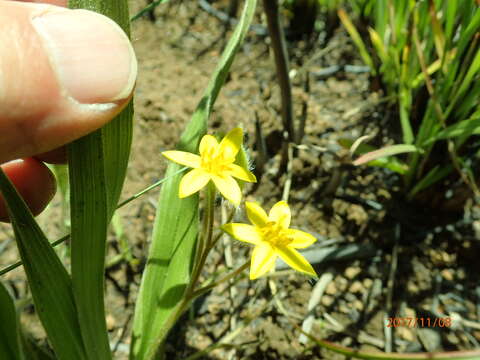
[[222, 201, 317, 280], [162, 128, 256, 205]]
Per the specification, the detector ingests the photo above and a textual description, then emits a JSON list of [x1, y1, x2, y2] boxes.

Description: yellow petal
[[245, 201, 268, 227], [268, 201, 291, 229], [226, 164, 257, 183], [218, 128, 243, 161], [211, 175, 241, 206], [287, 229, 317, 248], [162, 151, 201, 168], [222, 223, 262, 245], [250, 244, 276, 280], [199, 135, 218, 156], [178, 169, 210, 198], [276, 246, 317, 277]]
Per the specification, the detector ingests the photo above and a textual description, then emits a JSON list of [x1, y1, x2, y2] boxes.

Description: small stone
[[407, 281, 419, 294], [404, 307, 416, 318], [353, 300, 364, 311], [396, 327, 415, 342], [441, 269, 454, 281], [106, 314, 116, 331], [339, 303, 350, 314], [326, 282, 337, 295], [363, 278, 373, 288], [321, 295, 334, 307], [349, 281, 364, 294], [337, 277, 348, 292], [345, 266, 361, 279], [473, 331, 480, 342]]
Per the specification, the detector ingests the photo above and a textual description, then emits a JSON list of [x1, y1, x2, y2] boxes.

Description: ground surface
[[1, 1, 480, 359]]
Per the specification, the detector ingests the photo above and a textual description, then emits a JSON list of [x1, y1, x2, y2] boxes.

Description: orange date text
[[386, 317, 451, 328]]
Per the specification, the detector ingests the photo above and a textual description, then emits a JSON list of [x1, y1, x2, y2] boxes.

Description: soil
[[1, 1, 480, 359]]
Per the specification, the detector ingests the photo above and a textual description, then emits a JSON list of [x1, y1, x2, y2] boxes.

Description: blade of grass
[[0, 169, 86, 360], [423, 117, 480, 145], [338, 8, 376, 74], [339, 138, 409, 174], [352, 144, 418, 166], [0, 282, 24, 360], [408, 164, 454, 200], [67, 0, 133, 358], [130, 1, 257, 359], [130, 0, 169, 22]]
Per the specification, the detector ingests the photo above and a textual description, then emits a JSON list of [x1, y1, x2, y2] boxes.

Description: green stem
[[191, 261, 249, 298], [187, 183, 216, 297], [148, 184, 217, 359]]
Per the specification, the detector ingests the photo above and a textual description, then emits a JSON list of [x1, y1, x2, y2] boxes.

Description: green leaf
[[67, 1, 133, 359], [339, 139, 409, 174], [0, 170, 86, 360], [352, 144, 419, 166], [338, 8, 376, 74], [130, 1, 257, 359], [423, 117, 480, 145], [0, 282, 24, 360], [130, 0, 169, 22], [408, 164, 454, 200]]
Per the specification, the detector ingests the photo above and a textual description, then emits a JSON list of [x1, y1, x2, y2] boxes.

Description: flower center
[[260, 222, 291, 247], [201, 148, 231, 175]]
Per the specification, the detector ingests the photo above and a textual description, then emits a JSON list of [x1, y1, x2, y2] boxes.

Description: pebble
[[106, 314, 116, 331], [353, 300, 364, 311], [349, 281, 364, 294], [363, 278, 373, 289], [345, 266, 361, 279], [326, 282, 337, 295], [321, 295, 334, 307], [441, 269, 454, 281], [396, 327, 414, 342]]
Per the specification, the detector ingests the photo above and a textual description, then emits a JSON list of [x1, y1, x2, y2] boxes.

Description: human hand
[[0, 0, 137, 221]]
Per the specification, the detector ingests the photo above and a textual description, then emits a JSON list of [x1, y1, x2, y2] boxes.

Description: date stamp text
[[386, 317, 451, 328]]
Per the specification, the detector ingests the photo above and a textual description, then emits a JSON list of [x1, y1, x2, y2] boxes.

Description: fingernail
[[32, 9, 137, 104]]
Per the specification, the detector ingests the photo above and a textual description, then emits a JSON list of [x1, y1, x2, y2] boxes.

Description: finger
[[14, 1, 68, 6], [34, 147, 67, 164], [0, 1, 137, 164], [0, 158, 57, 222]]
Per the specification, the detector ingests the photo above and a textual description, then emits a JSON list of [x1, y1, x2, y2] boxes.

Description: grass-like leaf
[[130, 1, 257, 359], [0, 282, 24, 360], [339, 138, 409, 174], [296, 322, 480, 360], [67, 1, 133, 358], [352, 144, 418, 166], [338, 8, 375, 74], [0, 170, 86, 360]]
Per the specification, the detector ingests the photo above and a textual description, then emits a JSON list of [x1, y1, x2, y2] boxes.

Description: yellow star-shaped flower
[[162, 128, 256, 205], [222, 201, 317, 279]]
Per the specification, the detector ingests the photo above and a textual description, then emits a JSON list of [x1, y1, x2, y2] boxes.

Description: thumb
[[0, 1, 137, 164]]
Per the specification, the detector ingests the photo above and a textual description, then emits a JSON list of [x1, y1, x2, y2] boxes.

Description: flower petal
[[226, 164, 257, 183], [211, 175, 242, 206], [218, 128, 243, 161], [222, 223, 262, 245], [178, 169, 210, 198], [250, 244, 276, 280], [287, 229, 317, 248], [162, 151, 201, 168], [245, 201, 268, 227], [199, 135, 218, 157], [276, 246, 317, 277], [268, 201, 291, 229]]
